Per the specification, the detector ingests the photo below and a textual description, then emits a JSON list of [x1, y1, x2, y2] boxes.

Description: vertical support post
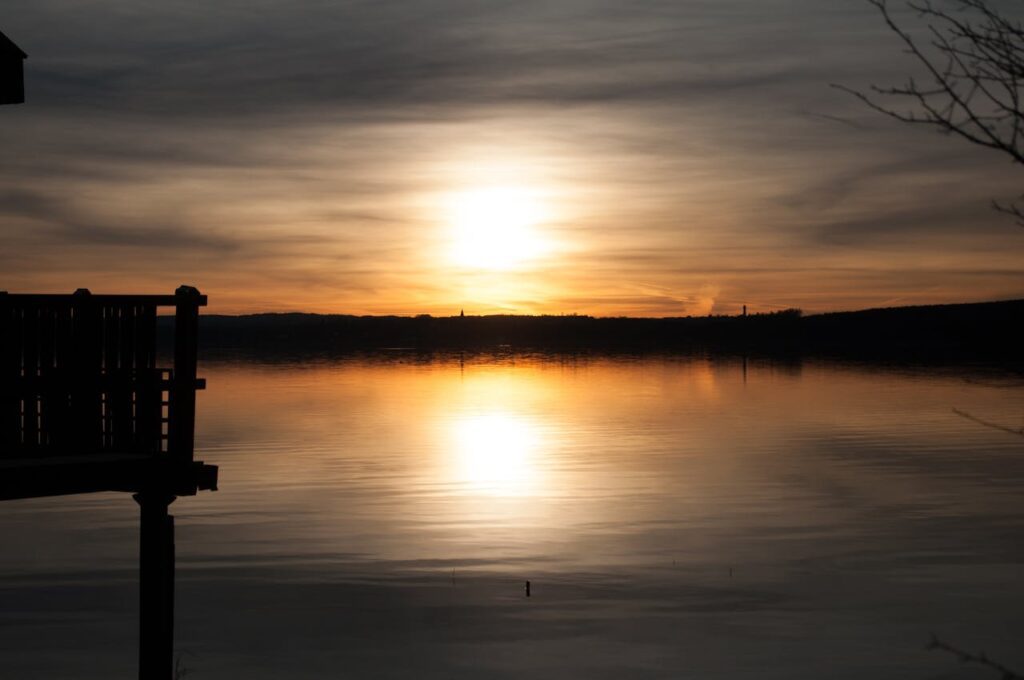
[[169, 286, 200, 464], [135, 492, 176, 680], [71, 289, 102, 454], [0, 291, 17, 455]]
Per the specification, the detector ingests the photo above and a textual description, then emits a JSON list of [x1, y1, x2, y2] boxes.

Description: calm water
[[2, 355, 1024, 679]]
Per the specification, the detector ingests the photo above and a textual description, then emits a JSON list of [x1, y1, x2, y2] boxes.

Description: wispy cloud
[[1, 0, 1022, 313]]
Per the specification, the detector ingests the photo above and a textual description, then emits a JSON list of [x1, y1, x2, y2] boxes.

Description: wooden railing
[[0, 287, 206, 463]]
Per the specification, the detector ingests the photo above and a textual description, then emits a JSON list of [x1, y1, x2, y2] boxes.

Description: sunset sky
[[2, 0, 1022, 316]]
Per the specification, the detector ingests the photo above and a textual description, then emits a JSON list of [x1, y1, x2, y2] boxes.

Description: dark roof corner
[[0, 29, 27, 58]]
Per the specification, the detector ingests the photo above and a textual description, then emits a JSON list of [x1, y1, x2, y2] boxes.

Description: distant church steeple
[[460, 309, 464, 318]]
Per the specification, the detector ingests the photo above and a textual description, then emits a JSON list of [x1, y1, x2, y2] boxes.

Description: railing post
[[70, 289, 102, 454], [169, 286, 200, 464], [0, 291, 15, 455]]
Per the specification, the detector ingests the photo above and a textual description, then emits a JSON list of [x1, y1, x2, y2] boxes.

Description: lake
[[2, 354, 1023, 679]]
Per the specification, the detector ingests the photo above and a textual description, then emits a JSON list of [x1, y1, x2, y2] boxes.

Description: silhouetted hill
[[800, 300, 1021, 358], [160, 299, 1024, 360]]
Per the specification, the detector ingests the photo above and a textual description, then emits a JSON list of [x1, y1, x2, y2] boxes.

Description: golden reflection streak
[[448, 412, 543, 496]]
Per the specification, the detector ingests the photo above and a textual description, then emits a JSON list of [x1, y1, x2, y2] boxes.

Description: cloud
[[5, 0, 865, 122], [685, 284, 721, 316], [1, 187, 252, 255], [1, 0, 1023, 313]]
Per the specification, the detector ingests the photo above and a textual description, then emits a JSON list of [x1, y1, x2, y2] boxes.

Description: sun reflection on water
[[450, 412, 543, 496]]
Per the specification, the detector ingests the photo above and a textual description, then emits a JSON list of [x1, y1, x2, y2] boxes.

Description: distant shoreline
[[158, 299, 1024, 363]]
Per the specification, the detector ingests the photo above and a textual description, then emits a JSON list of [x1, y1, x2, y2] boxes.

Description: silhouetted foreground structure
[[182, 299, 1023, 361], [0, 28, 26, 105], [0, 287, 217, 680]]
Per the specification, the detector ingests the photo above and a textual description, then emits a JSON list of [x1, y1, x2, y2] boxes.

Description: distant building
[[0, 28, 27, 105]]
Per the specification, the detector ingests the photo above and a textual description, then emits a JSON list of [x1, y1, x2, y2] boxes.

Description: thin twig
[[952, 407, 1024, 436], [927, 634, 1024, 679]]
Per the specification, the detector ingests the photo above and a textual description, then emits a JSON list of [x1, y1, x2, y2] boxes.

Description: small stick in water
[[525, 580, 531, 597]]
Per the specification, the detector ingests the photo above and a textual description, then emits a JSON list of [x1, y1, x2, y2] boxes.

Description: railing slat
[[22, 306, 39, 450]]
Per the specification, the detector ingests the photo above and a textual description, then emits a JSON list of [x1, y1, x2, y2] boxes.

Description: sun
[[447, 186, 550, 270]]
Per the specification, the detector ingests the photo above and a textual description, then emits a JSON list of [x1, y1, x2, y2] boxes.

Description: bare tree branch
[[952, 407, 1024, 436], [834, 0, 1024, 222], [927, 634, 1024, 679]]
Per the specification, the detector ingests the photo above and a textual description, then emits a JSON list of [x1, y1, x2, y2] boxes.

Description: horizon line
[[192, 297, 1024, 320]]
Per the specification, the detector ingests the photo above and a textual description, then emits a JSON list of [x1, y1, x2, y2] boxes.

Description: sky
[[1, 0, 1022, 316]]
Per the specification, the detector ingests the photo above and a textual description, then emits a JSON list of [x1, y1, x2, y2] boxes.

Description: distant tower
[[742, 305, 747, 317], [460, 309, 465, 318], [0, 28, 27, 105]]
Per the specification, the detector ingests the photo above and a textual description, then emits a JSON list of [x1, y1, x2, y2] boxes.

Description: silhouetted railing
[[0, 289, 205, 463]]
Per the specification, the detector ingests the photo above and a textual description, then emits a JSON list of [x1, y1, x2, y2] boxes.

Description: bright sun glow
[[451, 412, 542, 495], [447, 186, 550, 270]]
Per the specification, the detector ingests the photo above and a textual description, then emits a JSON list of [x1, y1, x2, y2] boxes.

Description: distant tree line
[[156, 301, 1023, 362]]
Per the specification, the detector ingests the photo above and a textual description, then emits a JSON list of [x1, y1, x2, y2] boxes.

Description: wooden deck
[[0, 453, 217, 501], [0, 287, 217, 495], [0, 286, 217, 680]]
